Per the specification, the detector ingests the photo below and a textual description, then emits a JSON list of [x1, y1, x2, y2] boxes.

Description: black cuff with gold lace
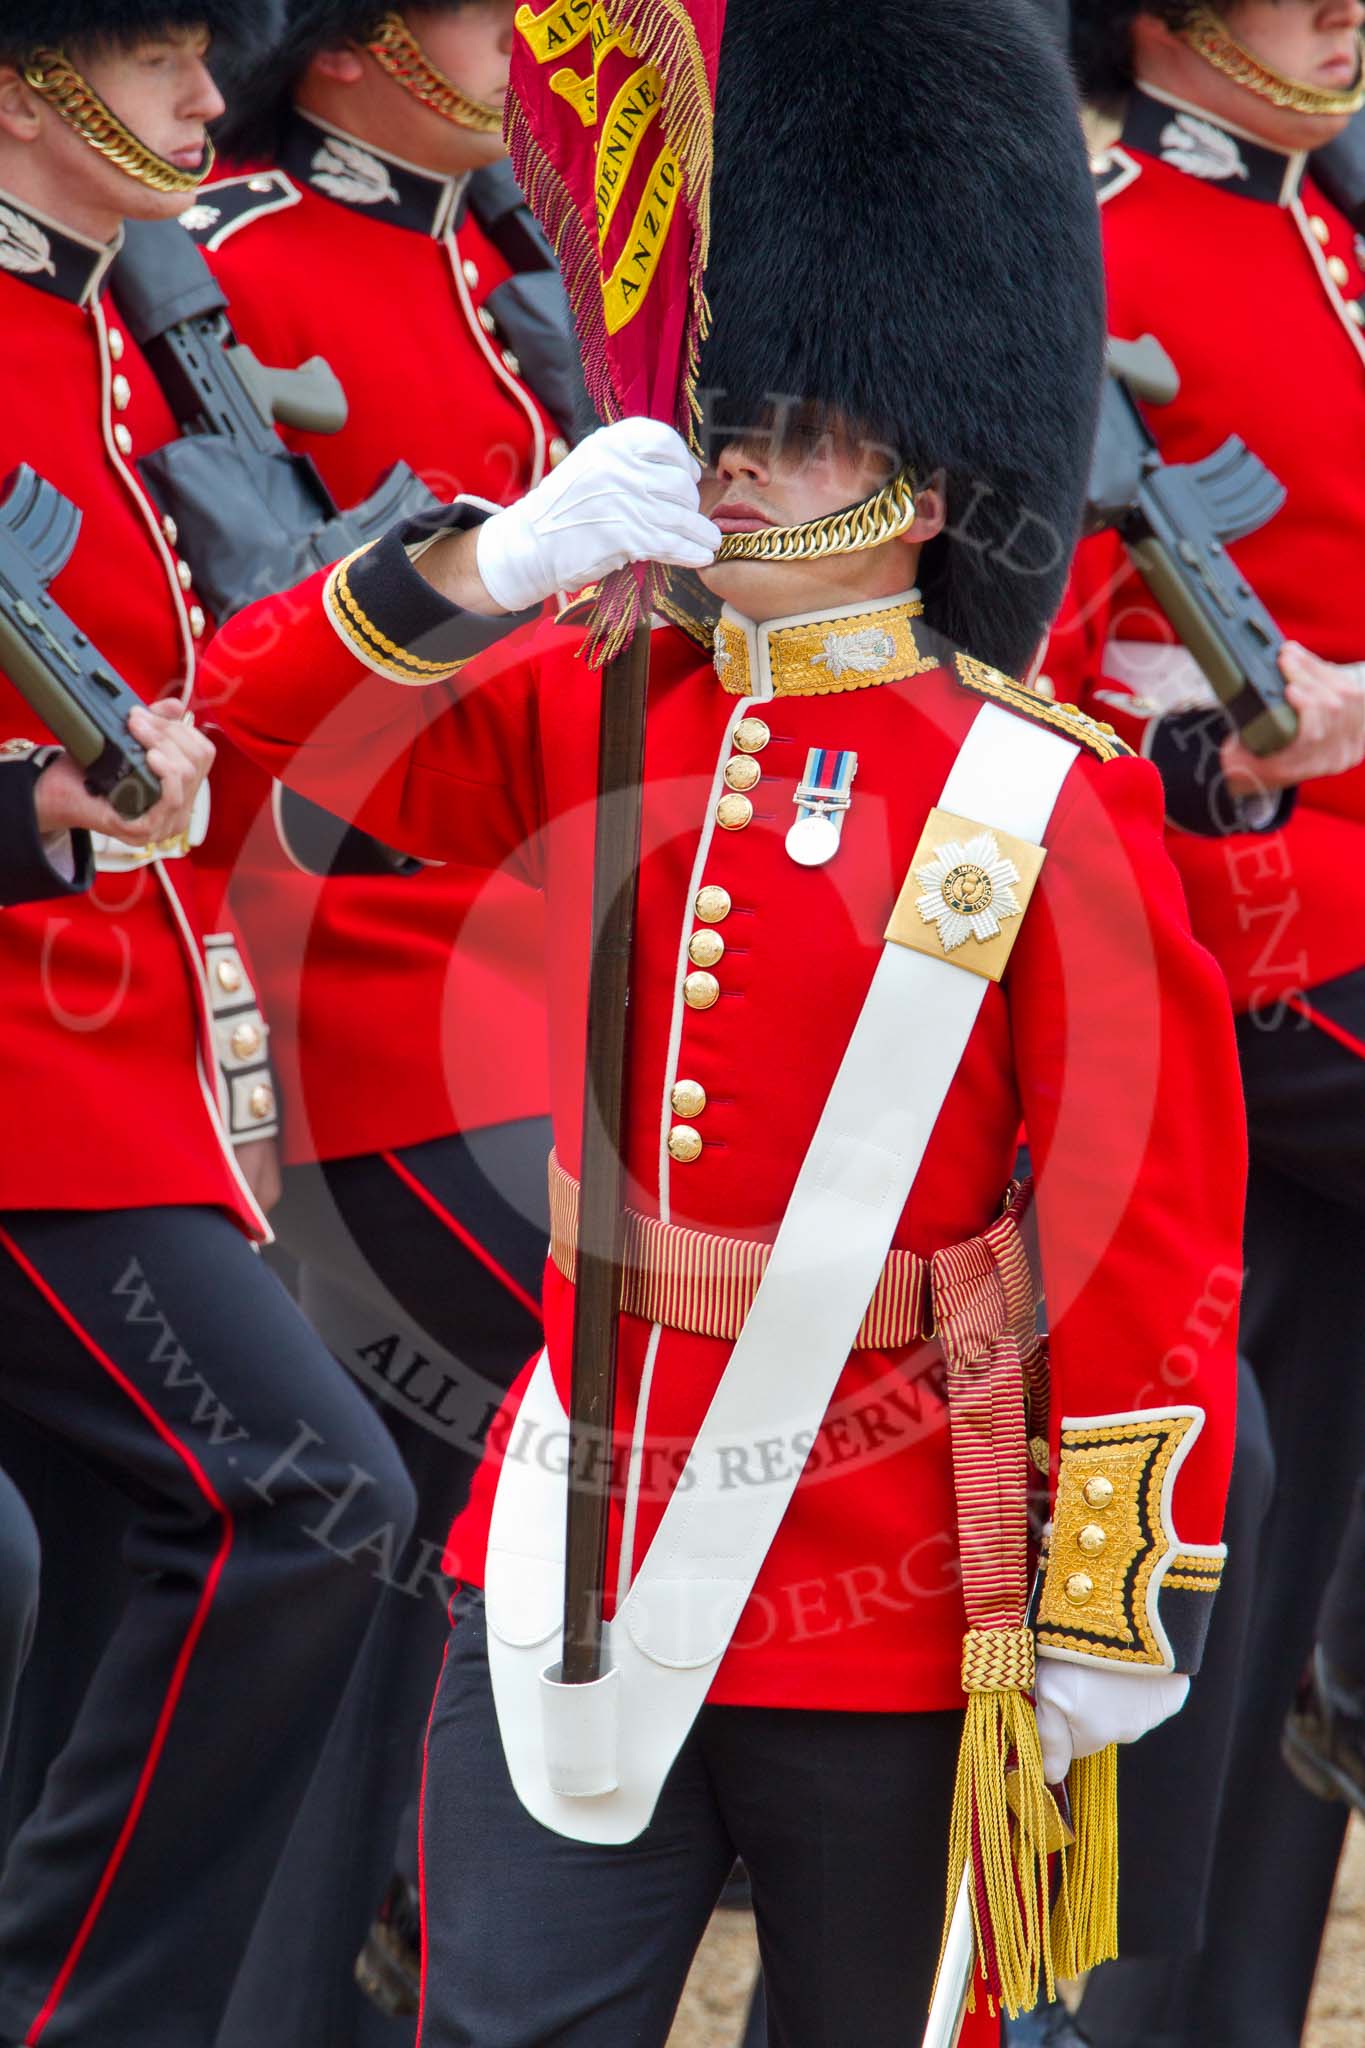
[[0, 748, 93, 905], [323, 504, 536, 687], [204, 934, 278, 1145], [1035, 1409, 1225, 1677]]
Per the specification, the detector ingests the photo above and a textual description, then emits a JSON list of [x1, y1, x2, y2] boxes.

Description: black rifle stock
[[0, 467, 160, 820], [112, 219, 444, 625], [1086, 335, 1297, 757]]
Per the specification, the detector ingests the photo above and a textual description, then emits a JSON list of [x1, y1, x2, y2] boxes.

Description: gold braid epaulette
[[954, 653, 1134, 764]]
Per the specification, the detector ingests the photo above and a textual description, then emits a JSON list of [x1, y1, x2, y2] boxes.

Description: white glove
[[1034, 1659, 1191, 1783], [475, 417, 721, 614]]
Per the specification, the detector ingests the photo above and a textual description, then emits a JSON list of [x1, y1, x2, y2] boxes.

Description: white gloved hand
[[1034, 1658, 1191, 1783], [475, 417, 721, 614]]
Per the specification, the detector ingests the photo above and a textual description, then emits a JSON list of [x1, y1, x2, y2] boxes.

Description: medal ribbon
[[794, 746, 857, 819]]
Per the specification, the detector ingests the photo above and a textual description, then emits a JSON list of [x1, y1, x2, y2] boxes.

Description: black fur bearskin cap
[[1070, 1, 1206, 103], [0, 0, 277, 66], [698, 0, 1106, 679], [214, 0, 471, 164]]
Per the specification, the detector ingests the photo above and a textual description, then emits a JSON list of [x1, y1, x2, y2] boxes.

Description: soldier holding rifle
[[203, 0, 1250, 2040], [0, 10, 417, 2044], [1039, 5, 1365, 2044]]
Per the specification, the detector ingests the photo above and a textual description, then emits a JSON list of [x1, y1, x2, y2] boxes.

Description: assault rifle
[[1086, 335, 1297, 756], [0, 467, 160, 820], [110, 217, 444, 624]]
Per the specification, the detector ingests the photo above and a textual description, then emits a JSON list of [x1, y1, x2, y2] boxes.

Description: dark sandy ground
[[668, 1821, 1365, 2046]]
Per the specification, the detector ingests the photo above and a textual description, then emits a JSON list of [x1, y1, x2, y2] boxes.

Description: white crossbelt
[[484, 701, 1080, 1843]]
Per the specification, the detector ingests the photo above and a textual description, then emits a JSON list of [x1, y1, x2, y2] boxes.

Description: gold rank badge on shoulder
[[885, 808, 1048, 982]]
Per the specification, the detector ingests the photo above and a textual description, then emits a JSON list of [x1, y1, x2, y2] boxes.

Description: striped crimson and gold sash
[[547, 1150, 1035, 1353]]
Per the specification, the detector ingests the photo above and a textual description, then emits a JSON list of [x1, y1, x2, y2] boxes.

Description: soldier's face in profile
[[399, 1, 518, 170], [1225, 0, 1364, 94], [697, 416, 945, 625], [1135, 0, 1365, 150], [16, 27, 225, 229]]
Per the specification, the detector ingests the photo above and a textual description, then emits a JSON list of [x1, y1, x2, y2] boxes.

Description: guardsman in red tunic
[[172, 8, 583, 2038], [1039, 6, 1365, 2046], [206, 0, 1246, 2039], [0, 11, 417, 2045]]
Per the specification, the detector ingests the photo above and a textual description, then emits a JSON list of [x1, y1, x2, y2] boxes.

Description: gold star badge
[[885, 808, 1048, 981]]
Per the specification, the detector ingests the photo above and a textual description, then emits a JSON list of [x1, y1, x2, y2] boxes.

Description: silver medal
[[785, 812, 842, 867]]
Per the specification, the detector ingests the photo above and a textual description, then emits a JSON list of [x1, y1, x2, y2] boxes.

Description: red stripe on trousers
[[0, 1225, 236, 2044], [1284, 992, 1365, 1065], [414, 1611, 458, 2048], [380, 1150, 544, 1324]]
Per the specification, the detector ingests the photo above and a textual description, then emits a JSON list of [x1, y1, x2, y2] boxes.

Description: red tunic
[[194, 122, 564, 1163], [1045, 89, 1365, 1013], [205, 560, 1244, 1713], [0, 198, 264, 1235]]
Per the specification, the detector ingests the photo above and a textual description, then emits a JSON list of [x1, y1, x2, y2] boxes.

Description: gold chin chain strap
[[365, 12, 504, 134], [1181, 6, 1365, 116], [22, 47, 214, 194], [714, 467, 920, 564]]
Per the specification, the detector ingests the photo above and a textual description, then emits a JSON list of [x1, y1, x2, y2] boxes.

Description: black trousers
[[1081, 968, 1365, 2048], [1319, 1473, 1365, 1683], [0, 1471, 39, 1775], [419, 1590, 962, 2048], [0, 1204, 416, 2048], [219, 1122, 550, 2048], [0, 1418, 135, 1857]]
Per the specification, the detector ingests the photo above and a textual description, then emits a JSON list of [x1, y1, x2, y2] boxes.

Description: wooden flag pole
[[561, 620, 653, 1685]]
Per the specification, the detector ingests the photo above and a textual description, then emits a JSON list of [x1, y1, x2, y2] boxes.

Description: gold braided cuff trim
[[1037, 1408, 1222, 1673], [323, 549, 465, 687], [1167, 1552, 1225, 1588], [961, 1626, 1036, 1695]]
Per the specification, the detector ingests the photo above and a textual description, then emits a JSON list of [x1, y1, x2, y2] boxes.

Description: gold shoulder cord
[[365, 12, 503, 133], [1181, 6, 1365, 115], [23, 48, 214, 194], [713, 468, 920, 564]]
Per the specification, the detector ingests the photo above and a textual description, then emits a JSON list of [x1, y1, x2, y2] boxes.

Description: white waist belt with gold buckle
[[485, 702, 1079, 1845]]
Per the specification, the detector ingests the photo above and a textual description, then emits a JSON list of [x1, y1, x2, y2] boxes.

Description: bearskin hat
[[698, 0, 1105, 678], [1069, 1, 1205, 102], [0, 0, 277, 66], [215, 0, 471, 163]]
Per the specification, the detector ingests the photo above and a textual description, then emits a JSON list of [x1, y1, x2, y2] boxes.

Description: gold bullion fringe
[[1052, 1742, 1120, 1981], [935, 1627, 1058, 2022]]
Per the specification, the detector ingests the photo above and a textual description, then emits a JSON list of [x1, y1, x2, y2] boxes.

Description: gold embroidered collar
[[712, 591, 932, 700]]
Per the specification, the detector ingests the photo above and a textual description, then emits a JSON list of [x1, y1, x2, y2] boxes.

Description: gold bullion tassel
[[937, 1625, 1058, 2021], [1051, 1742, 1120, 1981]]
